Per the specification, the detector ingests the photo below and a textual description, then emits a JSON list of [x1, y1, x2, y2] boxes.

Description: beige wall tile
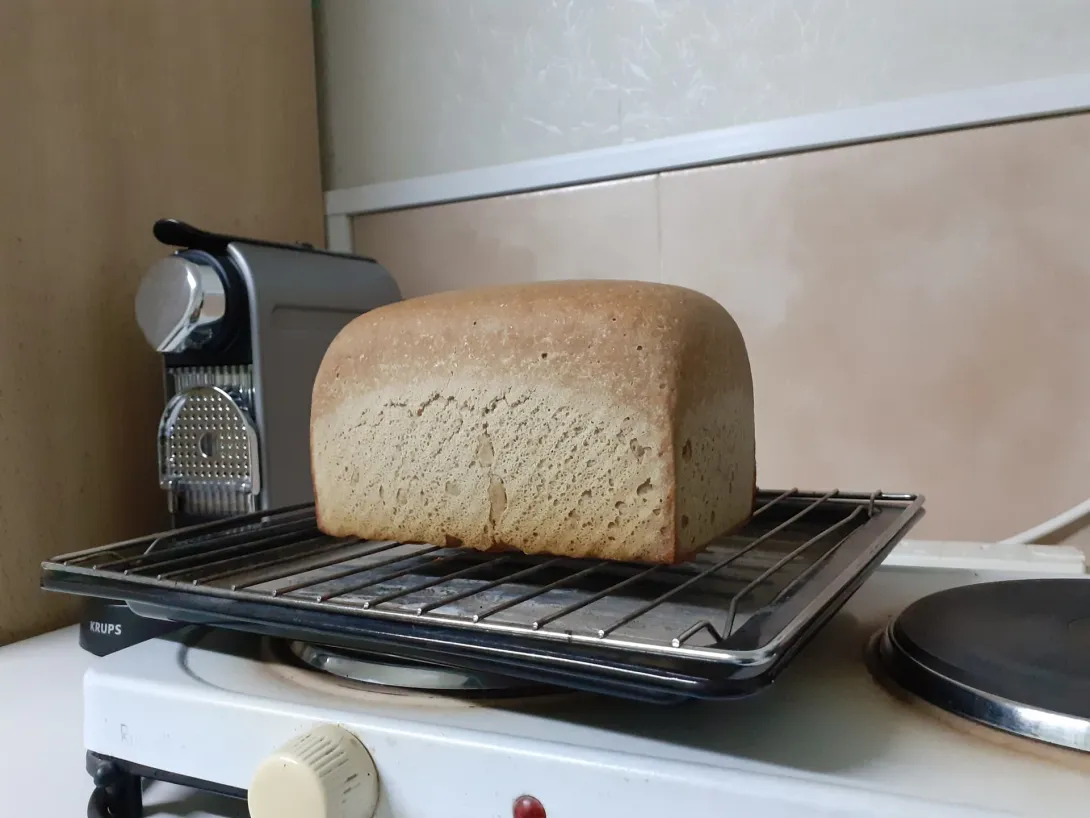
[[352, 177, 659, 298], [659, 114, 1090, 542]]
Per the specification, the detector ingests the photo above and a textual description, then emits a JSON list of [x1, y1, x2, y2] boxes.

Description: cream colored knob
[[248, 724, 379, 818]]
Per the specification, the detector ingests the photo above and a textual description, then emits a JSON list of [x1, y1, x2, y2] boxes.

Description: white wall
[[316, 0, 1090, 190]]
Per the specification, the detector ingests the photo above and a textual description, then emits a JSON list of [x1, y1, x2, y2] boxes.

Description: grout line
[[654, 174, 663, 283]]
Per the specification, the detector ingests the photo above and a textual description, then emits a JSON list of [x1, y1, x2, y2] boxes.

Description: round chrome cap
[[135, 255, 225, 353]]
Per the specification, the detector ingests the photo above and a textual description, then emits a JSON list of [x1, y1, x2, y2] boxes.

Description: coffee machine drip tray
[[158, 383, 261, 517]]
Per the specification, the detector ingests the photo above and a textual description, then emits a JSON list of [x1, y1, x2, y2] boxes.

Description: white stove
[[84, 549, 1090, 818]]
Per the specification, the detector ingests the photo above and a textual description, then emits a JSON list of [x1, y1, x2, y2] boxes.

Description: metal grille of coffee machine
[[158, 382, 260, 517], [159, 366, 256, 517]]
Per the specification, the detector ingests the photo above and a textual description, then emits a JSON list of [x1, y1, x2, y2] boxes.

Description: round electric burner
[[873, 579, 1090, 752], [286, 641, 550, 697]]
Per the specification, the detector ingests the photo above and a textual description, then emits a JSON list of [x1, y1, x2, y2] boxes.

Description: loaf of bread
[[311, 280, 755, 564]]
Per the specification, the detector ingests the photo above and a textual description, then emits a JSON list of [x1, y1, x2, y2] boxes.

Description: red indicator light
[[513, 794, 546, 818]]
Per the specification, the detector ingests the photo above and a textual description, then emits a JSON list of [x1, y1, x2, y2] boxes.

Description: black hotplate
[[874, 578, 1090, 752]]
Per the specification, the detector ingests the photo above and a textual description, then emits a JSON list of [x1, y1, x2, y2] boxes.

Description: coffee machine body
[[80, 220, 401, 656], [136, 220, 401, 525]]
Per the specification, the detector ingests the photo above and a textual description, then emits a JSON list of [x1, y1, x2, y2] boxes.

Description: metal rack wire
[[43, 488, 922, 700]]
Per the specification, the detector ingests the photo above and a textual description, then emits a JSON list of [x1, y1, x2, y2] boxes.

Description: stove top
[[873, 578, 1090, 752], [82, 562, 1090, 817]]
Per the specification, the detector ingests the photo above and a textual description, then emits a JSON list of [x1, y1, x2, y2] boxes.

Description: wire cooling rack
[[43, 488, 922, 701]]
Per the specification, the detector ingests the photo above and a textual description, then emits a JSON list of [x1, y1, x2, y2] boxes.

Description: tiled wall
[[352, 113, 1090, 546], [318, 0, 1090, 187]]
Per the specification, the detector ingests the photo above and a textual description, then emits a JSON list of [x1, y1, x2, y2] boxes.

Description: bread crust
[[311, 280, 754, 564]]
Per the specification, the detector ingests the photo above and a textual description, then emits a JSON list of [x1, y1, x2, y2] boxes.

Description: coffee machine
[[79, 219, 401, 654]]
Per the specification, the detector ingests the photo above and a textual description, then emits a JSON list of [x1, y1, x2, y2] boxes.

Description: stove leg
[[87, 754, 142, 818]]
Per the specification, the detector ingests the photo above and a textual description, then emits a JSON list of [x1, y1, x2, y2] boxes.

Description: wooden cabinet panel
[[0, 0, 324, 642]]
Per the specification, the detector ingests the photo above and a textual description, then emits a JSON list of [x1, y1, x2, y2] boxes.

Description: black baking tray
[[42, 489, 923, 702]]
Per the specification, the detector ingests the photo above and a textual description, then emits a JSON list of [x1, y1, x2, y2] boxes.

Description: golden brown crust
[[311, 280, 753, 563], [312, 280, 702, 424]]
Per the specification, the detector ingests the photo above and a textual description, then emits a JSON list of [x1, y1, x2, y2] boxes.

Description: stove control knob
[[135, 255, 226, 353], [248, 724, 379, 818]]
